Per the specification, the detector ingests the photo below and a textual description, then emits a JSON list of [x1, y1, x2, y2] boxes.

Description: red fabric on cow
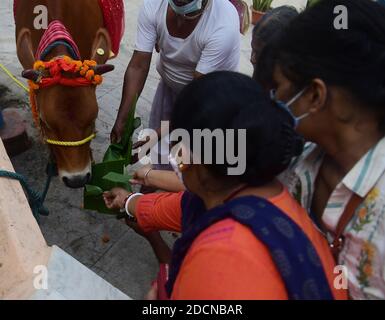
[[35, 20, 81, 60], [13, 0, 125, 57], [99, 0, 125, 56]]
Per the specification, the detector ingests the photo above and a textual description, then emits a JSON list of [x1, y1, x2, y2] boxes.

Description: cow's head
[[17, 28, 114, 188]]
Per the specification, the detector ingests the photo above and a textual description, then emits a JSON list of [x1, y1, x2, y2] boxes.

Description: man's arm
[[111, 51, 152, 142]]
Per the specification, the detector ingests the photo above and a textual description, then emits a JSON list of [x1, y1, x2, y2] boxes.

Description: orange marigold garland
[[28, 56, 104, 127]]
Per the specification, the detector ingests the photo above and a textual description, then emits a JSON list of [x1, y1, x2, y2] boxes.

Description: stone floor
[[0, 0, 300, 299]]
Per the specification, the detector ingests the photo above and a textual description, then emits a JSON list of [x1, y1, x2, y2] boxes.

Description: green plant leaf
[[84, 184, 103, 197], [83, 95, 140, 215], [252, 0, 273, 12]]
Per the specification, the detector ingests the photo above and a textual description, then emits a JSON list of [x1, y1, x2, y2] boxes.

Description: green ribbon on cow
[[83, 96, 141, 214]]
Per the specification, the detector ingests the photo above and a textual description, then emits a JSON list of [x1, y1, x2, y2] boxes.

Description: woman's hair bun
[[172, 71, 304, 187]]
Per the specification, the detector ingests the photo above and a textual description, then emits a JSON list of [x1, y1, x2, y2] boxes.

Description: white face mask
[[168, 0, 203, 16], [270, 88, 310, 129]]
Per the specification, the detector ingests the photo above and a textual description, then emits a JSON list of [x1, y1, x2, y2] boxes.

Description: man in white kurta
[[111, 0, 240, 142]]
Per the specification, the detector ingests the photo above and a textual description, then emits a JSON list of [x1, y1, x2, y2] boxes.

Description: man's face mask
[[168, 0, 203, 16], [270, 88, 309, 129]]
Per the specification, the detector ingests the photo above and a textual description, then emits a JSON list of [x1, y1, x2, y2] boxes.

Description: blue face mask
[[270, 88, 309, 128], [168, 0, 203, 16]]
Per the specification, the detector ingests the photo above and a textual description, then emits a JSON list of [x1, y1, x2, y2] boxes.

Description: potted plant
[[306, 0, 320, 8], [251, 0, 273, 25]]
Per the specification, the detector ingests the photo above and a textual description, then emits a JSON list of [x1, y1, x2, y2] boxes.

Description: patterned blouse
[[280, 138, 385, 299]]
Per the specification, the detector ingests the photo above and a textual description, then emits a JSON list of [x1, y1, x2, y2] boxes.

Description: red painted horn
[[22, 69, 40, 82], [93, 64, 115, 75]]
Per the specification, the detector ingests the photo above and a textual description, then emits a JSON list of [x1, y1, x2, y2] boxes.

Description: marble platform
[[31, 246, 130, 300]]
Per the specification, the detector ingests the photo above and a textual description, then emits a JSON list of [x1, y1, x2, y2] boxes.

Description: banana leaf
[[103, 99, 141, 165], [83, 96, 140, 214], [85, 185, 103, 197]]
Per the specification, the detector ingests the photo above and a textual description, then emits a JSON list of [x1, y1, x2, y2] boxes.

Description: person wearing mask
[[250, 5, 298, 88], [111, 0, 240, 143], [104, 71, 347, 300], [127, 6, 300, 193], [271, 0, 385, 299]]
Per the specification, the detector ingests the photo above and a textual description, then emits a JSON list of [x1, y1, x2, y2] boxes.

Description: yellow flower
[[363, 264, 373, 277], [363, 241, 376, 260], [79, 65, 89, 76], [84, 60, 97, 67], [33, 61, 45, 70], [74, 61, 83, 72], [85, 70, 95, 81], [28, 80, 39, 90], [93, 75, 103, 85], [366, 187, 380, 204], [63, 56, 72, 64], [358, 207, 367, 220]]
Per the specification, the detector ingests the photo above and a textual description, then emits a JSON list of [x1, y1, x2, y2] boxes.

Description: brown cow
[[14, 0, 122, 188]]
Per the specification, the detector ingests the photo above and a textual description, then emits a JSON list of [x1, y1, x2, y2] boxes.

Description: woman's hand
[[103, 188, 131, 210], [130, 165, 152, 187]]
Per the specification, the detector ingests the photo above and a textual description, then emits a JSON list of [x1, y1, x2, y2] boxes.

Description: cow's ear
[[16, 28, 35, 69], [91, 28, 112, 64]]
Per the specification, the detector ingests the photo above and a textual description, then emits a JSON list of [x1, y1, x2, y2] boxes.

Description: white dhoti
[[149, 79, 178, 130], [149, 79, 178, 170]]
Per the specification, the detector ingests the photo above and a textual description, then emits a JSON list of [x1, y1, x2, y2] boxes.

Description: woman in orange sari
[[104, 72, 347, 300]]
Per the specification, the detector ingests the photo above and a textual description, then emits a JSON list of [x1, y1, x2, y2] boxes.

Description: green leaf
[[252, 0, 273, 12], [134, 117, 141, 130], [103, 143, 125, 163], [102, 96, 139, 165], [83, 96, 140, 215], [84, 184, 103, 197], [102, 172, 133, 191]]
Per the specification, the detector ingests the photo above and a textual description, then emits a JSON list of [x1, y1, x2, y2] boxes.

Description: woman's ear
[[308, 78, 328, 114], [16, 28, 35, 69], [178, 163, 191, 172]]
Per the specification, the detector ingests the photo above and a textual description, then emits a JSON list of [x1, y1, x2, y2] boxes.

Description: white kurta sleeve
[[134, 0, 158, 53]]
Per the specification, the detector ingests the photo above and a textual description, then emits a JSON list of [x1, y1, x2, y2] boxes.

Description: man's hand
[[103, 188, 131, 210], [110, 119, 126, 144]]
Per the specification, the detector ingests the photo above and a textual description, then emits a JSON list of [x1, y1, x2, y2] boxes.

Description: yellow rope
[[0, 63, 29, 92], [45, 133, 96, 147]]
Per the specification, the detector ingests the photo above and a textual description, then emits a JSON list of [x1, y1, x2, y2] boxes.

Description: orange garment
[[136, 188, 348, 300]]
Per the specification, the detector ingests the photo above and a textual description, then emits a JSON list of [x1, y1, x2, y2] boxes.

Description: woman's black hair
[[252, 6, 299, 88], [171, 71, 304, 187], [275, 0, 385, 130], [252, 6, 299, 44]]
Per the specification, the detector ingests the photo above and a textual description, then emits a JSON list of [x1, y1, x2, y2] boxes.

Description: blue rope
[[40, 40, 80, 61], [0, 163, 55, 222]]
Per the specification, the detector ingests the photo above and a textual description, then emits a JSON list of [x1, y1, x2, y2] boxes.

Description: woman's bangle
[[124, 193, 143, 218], [144, 168, 153, 184]]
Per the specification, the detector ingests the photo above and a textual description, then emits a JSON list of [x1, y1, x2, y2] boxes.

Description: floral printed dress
[[280, 138, 385, 299]]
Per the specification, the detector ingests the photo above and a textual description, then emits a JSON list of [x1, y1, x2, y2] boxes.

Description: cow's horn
[[93, 64, 115, 75], [22, 69, 40, 81]]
